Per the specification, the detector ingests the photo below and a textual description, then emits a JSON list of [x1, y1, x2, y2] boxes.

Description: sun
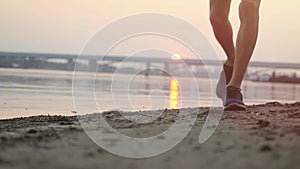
[[171, 53, 181, 60]]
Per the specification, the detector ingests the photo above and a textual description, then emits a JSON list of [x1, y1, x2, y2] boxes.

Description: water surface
[[0, 68, 299, 119]]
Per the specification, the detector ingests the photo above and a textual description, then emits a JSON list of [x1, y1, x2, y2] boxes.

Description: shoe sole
[[216, 71, 226, 101], [216, 83, 225, 100], [224, 103, 246, 111]]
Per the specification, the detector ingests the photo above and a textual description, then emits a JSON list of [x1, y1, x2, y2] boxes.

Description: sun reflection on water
[[169, 78, 179, 109]]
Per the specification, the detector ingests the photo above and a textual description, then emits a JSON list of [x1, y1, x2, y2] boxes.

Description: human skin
[[210, 0, 261, 88]]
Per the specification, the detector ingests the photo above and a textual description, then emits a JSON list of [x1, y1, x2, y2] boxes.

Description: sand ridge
[[0, 102, 299, 169]]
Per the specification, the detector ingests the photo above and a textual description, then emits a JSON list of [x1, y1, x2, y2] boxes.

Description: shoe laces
[[226, 86, 242, 99]]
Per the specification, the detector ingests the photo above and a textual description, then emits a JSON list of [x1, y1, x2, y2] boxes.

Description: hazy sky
[[1, 0, 300, 63]]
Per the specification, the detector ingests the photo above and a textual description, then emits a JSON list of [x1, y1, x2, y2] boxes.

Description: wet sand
[[0, 102, 299, 169]]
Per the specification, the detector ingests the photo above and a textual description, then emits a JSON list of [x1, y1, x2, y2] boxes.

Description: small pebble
[[259, 144, 272, 152], [97, 148, 104, 153], [27, 129, 38, 134], [257, 120, 270, 128], [194, 146, 201, 150], [264, 136, 275, 141]]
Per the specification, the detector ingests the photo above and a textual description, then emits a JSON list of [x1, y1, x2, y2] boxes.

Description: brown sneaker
[[224, 86, 246, 111]]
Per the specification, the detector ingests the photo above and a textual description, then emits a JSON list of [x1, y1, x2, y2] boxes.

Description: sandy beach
[[0, 102, 299, 169]]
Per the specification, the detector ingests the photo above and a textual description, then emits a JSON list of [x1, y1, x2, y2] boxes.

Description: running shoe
[[224, 86, 246, 111], [216, 63, 233, 101]]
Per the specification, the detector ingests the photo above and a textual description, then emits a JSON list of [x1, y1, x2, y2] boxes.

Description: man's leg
[[210, 0, 235, 100], [210, 0, 235, 65], [224, 0, 261, 110], [228, 0, 261, 88]]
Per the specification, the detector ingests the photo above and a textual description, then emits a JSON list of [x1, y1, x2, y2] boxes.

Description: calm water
[[0, 68, 299, 119]]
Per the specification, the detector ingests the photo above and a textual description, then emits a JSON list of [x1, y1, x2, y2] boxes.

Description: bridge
[[0, 51, 299, 71]]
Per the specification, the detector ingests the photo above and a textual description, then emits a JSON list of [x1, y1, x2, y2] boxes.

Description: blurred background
[[0, 0, 299, 119]]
